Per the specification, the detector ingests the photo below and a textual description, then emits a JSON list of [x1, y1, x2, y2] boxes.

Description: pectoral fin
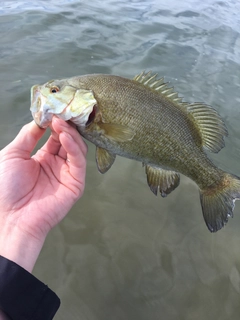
[[144, 164, 180, 197], [98, 123, 135, 142], [96, 147, 116, 174]]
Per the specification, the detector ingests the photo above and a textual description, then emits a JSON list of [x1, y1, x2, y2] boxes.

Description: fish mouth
[[30, 85, 54, 128], [86, 105, 97, 126]]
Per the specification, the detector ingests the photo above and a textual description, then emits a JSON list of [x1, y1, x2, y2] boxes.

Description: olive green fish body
[[69, 74, 223, 189], [30, 71, 240, 232]]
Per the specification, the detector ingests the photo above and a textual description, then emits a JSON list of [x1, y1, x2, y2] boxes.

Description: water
[[1, 0, 240, 319]]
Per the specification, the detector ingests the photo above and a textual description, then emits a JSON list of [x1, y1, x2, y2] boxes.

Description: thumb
[[8, 121, 46, 157]]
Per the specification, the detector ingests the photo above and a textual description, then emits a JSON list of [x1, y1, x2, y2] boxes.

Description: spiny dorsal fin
[[134, 71, 228, 153], [133, 71, 183, 103], [186, 103, 228, 153]]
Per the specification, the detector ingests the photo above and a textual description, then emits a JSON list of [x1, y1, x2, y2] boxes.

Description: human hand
[[0, 118, 87, 271]]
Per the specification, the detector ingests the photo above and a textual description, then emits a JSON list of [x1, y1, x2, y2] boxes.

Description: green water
[[1, 0, 240, 319]]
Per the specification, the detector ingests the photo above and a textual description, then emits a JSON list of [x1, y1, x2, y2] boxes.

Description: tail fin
[[200, 173, 240, 232]]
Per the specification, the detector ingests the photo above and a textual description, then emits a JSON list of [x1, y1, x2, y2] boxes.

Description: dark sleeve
[[0, 255, 60, 320]]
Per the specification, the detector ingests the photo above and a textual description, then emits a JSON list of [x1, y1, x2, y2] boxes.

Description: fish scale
[[30, 71, 240, 233]]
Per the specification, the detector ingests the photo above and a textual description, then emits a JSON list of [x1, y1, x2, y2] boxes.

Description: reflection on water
[[1, 0, 240, 319]]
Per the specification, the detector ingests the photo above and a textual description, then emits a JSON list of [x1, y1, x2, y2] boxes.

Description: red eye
[[50, 86, 59, 93]]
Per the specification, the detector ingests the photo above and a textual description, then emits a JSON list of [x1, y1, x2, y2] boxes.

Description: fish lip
[[34, 120, 45, 129], [38, 112, 53, 128], [31, 108, 53, 129], [30, 85, 39, 102], [30, 85, 54, 128]]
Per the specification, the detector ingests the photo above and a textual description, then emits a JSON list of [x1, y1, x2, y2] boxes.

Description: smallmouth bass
[[30, 71, 240, 232]]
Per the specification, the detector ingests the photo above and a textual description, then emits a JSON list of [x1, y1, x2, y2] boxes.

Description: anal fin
[[145, 164, 180, 197], [96, 147, 116, 174]]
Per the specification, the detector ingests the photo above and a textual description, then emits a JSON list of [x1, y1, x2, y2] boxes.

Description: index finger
[[6, 121, 46, 158], [52, 117, 88, 156]]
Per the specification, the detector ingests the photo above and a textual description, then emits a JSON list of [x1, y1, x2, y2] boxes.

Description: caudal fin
[[200, 173, 240, 232]]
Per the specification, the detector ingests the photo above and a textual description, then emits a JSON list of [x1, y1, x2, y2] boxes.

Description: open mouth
[[86, 105, 97, 126]]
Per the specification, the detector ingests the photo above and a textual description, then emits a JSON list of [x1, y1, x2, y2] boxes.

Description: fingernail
[[53, 117, 69, 128], [51, 130, 59, 141], [63, 132, 73, 141], [52, 116, 60, 124]]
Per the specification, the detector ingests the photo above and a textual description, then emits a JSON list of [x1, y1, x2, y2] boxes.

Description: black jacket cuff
[[0, 255, 60, 320]]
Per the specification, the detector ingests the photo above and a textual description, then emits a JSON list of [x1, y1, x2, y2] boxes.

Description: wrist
[[0, 221, 46, 273]]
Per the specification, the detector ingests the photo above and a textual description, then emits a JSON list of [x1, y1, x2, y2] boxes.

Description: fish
[[30, 71, 240, 232]]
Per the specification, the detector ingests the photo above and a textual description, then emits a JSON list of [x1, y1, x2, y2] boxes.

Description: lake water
[[1, 0, 240, 319]]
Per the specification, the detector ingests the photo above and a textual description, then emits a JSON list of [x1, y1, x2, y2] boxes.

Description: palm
[[0, 119, 87, 240]]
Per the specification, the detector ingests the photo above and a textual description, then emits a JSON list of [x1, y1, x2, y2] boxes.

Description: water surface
[[1, 0, 240, 319]]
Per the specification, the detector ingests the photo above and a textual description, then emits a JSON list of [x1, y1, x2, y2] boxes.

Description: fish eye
[[50, 86, 59, 93]]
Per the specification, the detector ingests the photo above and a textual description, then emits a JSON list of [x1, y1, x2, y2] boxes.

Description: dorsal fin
[[186, 103, 228, 153], [133, 71, 183, 103], [133, 71, 228, 153]]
